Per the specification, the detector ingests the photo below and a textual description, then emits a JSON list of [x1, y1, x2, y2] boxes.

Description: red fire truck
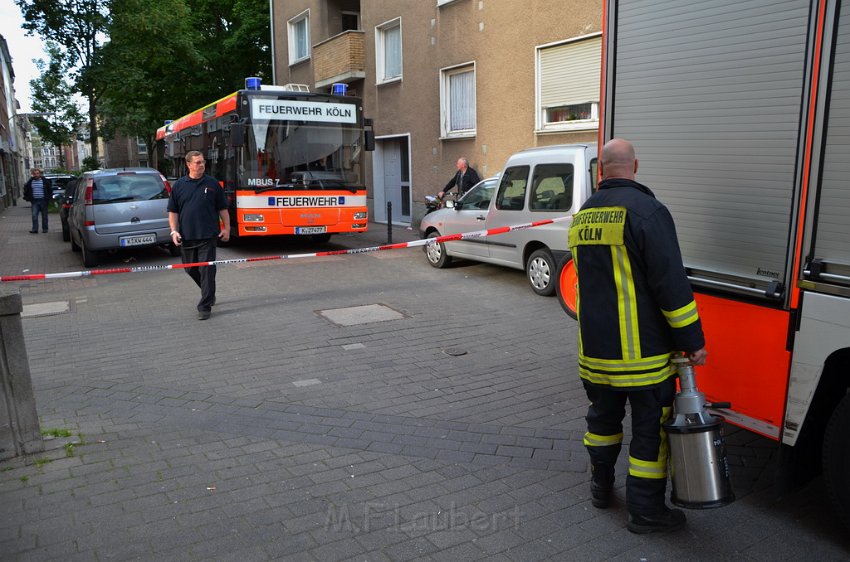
[[560, 0, 850, 525]]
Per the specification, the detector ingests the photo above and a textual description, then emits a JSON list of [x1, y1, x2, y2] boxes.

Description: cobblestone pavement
[[1, 200, 849, 561]]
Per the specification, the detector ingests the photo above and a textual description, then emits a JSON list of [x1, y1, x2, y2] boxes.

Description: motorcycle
[[424, 193, 457, 214]]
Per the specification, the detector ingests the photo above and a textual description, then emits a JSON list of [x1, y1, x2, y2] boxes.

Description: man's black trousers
[[582, 378, 676, 515], [181, 238, 217, 312]]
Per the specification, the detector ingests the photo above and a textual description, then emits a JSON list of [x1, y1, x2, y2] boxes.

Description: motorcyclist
[[437, 157, 480, 199]]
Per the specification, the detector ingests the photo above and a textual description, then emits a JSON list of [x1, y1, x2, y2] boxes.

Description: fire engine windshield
[[243, 120, 364, 191]]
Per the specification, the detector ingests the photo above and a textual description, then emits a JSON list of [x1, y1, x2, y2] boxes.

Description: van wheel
[[70, 233, 80, 252], [61, 223, 70, 242], [555, 255, 578, 319], [425, 231, 452, 268], [81, 240, 99, 268], [823, 392, 850, 530], [527, 248, 555, 296]]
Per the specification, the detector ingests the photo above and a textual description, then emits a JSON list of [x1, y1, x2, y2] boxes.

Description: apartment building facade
[[272, 0, 601, 225]]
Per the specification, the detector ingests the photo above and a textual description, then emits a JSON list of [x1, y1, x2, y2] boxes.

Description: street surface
[[1, 200, 848, 561]]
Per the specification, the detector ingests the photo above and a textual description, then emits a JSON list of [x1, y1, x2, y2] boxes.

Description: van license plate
[[295, 226, 327, 235], [120, 234, 156, 247]]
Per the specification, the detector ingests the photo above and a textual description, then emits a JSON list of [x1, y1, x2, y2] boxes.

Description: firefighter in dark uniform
[[568, 138, 707, 534]]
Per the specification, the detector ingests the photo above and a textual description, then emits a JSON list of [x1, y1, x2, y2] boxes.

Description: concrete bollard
[[0, 287, 44, 460]]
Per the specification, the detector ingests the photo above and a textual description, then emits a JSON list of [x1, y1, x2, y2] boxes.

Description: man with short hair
[[568, 138, 707, 533], [168, 151, 230, 320], [438, 157, 480, 199], [23, 168, 53, 233]]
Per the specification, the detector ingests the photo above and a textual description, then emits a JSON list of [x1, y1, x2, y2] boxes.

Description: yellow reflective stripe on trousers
[[611, 245, 639, 360], [580, 352, 673, 372], [662, 300, 700, 328], [583, 432, 624, 448], [579, 363, 676, 388], [628, 406, 672, 479]]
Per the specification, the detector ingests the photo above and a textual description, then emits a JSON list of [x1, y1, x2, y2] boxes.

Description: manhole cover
[[442, 347, 468, 357], [318, 303, 404, 326]]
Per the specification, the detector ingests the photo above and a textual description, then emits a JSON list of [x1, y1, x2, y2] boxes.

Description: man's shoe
[[198, 310, 211, 320], [29, 230, 37, 234], [211, 296, 216, 307], [627, 508, 686, 534], [42, 230, 48, 233], [590, 480, 613, 508]]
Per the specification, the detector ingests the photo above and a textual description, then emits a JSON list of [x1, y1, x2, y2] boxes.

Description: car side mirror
[[445, 199, 456, 209]]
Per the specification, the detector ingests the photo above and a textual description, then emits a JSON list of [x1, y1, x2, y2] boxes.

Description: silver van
[[419, 144, 598, 295], [68, 168, 179, 267]]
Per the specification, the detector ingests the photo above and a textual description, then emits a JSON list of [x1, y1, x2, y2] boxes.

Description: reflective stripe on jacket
[[568, 178, 705, 389]]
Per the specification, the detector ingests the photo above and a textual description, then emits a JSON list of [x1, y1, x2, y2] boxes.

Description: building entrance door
[[374, 136, 411, 224]]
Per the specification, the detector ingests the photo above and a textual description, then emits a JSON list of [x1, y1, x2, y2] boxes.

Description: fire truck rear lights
[[353, 223, 367, 229], [245, 226, 267, 232], [244, 214, 264, 222], [354, 212, 368, 220]]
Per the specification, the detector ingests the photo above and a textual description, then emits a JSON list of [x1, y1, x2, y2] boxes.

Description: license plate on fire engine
[[119, 234, 156, 247], [295, 226, 327, 235]]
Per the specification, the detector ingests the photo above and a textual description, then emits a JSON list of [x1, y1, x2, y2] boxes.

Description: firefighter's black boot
[[590, 463, 615, 508], [627, 507, 686, 534]]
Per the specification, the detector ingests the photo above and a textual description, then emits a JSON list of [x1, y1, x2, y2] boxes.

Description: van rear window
[[92, 175, 167, 202]]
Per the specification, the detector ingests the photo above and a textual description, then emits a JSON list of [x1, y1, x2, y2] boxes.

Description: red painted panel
[[695, 292, 791, 438]]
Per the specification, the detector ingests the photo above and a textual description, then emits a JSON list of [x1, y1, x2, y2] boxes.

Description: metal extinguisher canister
[[664, 355, 736, 509]]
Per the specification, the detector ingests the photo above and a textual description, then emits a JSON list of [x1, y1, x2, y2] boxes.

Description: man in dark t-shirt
[[168, 151, 230, 320]]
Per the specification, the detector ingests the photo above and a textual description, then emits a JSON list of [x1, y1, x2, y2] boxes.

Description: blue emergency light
[[245, 77, 262, 91]]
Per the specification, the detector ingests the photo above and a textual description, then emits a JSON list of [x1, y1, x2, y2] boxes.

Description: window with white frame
[[440, 63, 476, 138], [537, 34, 601, 131], [376, 18, 402, 83], [288, 10, 310, 65], [136, 137, 147, 154]]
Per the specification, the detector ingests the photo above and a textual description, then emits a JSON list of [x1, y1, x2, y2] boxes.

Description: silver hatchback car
[[68, 168, 179, 267]]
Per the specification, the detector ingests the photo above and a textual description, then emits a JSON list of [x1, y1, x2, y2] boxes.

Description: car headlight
[[244, 214, 264, 222], [354, 211, 368, 220]]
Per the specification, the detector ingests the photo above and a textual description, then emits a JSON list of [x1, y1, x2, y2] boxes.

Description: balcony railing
[[313, 30, 366, 89]]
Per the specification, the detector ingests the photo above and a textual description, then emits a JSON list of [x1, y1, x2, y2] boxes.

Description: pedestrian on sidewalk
[[568, 138, 707, 534], [23, 168, 53, 233], [167, 151, 230, 320]]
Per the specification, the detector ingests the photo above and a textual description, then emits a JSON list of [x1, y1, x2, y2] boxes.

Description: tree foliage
[[29, 44, 86, 169], [17, 0, 272, 164], [16, 0, 110, 161], [97, 0, 203, 152]]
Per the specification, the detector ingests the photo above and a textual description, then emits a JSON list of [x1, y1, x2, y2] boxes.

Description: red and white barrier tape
[[0, 215, 570, 282]]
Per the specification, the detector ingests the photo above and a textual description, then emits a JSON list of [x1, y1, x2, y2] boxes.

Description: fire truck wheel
[[823, 392, 850, 529], [555, 254, 578, 319]]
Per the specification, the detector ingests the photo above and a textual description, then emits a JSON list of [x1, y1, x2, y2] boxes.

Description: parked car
[[58, 177, 79, 242], [68, 168, 179, 267], [419, 144, 598, 296], [44, 173, 76, 205]]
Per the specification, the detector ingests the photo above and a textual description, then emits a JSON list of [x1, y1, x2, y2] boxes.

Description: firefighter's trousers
[[582, 378, 676, 516]]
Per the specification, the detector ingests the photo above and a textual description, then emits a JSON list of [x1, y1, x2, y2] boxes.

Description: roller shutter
[[608, 0, 811, 290], [814, 3, 850, 284]]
